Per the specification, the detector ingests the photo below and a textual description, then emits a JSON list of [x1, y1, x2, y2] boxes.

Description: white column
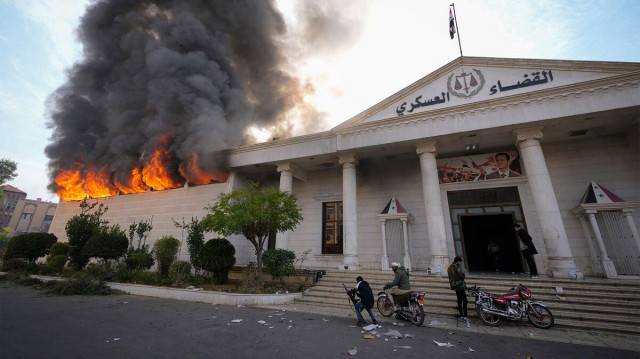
[[586, 211, 617, 278], [515, 127, 582, 279], [339, 153, 359, 269], [380, 219, 389, 270], [577, 214, 603, 276], [416, 142, 449, 271], [622, 209, 640, 253], [401, 218, 411, 270], [276, 163, 294, 250]]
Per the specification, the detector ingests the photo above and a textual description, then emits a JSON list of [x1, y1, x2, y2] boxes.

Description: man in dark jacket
[[447, 256, 468, 322], [347, 276, 377, 327], [515, 224, 539, 278]]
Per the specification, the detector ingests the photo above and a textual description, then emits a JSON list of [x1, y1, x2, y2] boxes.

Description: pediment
[[333, 56, 640, 131]]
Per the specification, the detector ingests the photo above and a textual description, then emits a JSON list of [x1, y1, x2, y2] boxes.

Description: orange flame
[[55, 136, 228, 201]]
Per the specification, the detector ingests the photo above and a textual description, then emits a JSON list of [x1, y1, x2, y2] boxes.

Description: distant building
[[8, 198, 58, 234], [1, 185, 27, 228]]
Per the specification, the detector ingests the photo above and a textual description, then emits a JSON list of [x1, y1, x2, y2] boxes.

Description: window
[[322, 202, 343, 254], [21, 213, 32, 220], [44, 215, 54, 221]]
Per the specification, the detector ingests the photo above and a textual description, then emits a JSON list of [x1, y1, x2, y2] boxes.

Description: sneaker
[[372, 319, 378, 325], [460, 317, 467, 323], [356, 320, 366, 327], [530, 275, 539, 279]]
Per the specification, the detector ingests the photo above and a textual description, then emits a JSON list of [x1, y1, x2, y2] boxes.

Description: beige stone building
[[48, 57, 640, 279], [9, 199, 58, 234]]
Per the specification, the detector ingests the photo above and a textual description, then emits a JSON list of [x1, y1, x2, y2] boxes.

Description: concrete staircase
[[295, 270, 640, 335]]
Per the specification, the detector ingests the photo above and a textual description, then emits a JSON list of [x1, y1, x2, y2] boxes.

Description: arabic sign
[[436, 150, 522, 184], [394, 69, 556, 117]]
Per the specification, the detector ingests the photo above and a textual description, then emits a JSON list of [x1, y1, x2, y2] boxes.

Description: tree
[[201, 182, 303, 289], [65, 199, 109, 270], [3, 232, 57, 263], [81, 225, 129, 265], [0, 158, 18, 204], [153, 236, 180, 278]]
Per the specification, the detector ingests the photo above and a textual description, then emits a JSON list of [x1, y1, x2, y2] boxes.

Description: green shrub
[[1, 258, 27, 271], [38, 273, 122, 296], [25, 262, 43, 274], [131, 270, 157, 285], [169, 260, 192, 285], [262, 249, 296, 284], [199, 238, 236, 284], [153, 236, 180, 278], [115, 267, 134, 282], [125, 249, 154, 271], [81, 225, 128, 264], [3, 233, 57, 263], [49, 242, 70, 258], [48, 255, 68, 273]]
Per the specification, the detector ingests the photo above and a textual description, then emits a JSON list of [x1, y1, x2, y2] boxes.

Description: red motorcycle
[[468, 284, 554, 329]]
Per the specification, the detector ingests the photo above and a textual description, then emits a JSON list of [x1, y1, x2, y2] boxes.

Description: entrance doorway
[[460, 214, 523, 273]]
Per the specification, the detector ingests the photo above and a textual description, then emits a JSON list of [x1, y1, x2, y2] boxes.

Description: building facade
[[8, 198, 58, 234], [49, 57, 640, 279], [1, 185, 27, 229]]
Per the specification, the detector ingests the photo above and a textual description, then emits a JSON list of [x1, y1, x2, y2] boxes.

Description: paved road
[[1, 286, 636, 359]]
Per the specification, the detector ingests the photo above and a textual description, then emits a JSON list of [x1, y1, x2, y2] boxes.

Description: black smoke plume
[[45, 0, 334, 193]]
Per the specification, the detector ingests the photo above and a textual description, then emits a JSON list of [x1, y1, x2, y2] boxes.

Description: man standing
[[515, 224, 539, 278], [447, 256, 468, 323], [385, 262, 411, 309], [485, 152, 521, 179], [347, 276, 377, 327], [487, 242, 500, 272]]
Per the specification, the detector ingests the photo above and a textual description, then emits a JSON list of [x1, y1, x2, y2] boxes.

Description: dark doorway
[[460, 214, 523, 273]]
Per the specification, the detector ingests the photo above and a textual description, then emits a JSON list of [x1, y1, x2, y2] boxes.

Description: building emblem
[[447, 68, 485, 98]]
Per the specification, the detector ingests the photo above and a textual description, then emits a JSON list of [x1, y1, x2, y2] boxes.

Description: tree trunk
[[255, 240, 265, 289]]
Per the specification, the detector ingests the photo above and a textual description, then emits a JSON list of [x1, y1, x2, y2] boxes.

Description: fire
[[179, 154, 228, 185], [55, 136, 228, 200]]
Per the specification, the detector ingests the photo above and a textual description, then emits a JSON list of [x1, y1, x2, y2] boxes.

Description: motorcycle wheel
[[408, 301, 425, 327], [527, 303, 554, 329], [377, 296, 394, 317], [476, 302, 502, 327]]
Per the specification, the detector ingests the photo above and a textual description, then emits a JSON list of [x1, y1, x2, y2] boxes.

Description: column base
[[381, 256, 389, 270], [403, 255, 412, 271], [431, 255, 450, 277], [342, 254, 358, 270], [601, 258, 618, 278], [548, 257, 584, 279]]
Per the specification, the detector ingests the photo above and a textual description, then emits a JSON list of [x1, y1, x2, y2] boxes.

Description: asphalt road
[[1, 286, 636, 359]]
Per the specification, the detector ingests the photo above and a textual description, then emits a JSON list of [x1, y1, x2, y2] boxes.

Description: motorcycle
[[468, 284, 554, 329], [376, 287, 426, 326]]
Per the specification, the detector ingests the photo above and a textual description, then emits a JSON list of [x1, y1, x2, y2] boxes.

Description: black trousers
[[455, 289, 467, 317], [523, 252, 538, 276]]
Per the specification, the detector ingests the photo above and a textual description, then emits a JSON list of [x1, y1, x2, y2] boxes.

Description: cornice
[[336, 70, 640, 137], [228, 130, 335, 154]]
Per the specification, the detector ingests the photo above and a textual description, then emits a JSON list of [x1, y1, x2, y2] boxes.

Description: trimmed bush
[[81, 225, 128, 264], [48, 255, 68, 273], [262, 249, 296, 284], [3, 233, 57, 263], [169, 260, 192, 285], [49, 242, 70, 258], [1, 258, 27, 271], [153, 236, 180, 278], [199, 238, 236, 284], [125, 250, 154, 271]]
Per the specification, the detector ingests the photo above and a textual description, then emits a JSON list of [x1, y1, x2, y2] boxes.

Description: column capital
[[513, 127, 544, 143], [276, 162, 296, 173], [415, 141, 437, 156], [338, 152, 359, 165]]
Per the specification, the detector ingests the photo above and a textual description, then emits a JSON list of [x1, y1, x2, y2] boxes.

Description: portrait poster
[[436, 150, 522, 184]]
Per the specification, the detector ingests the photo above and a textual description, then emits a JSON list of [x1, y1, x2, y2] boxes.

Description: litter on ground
[[363, 334, 375, 339], [363, 324, 380, 331], [230, 319, 242, 323], [433, 340, 455, 347], [428, 320, 447, 327], [393, 345, 412, 350], [466, 347, 476, 353], [382, 329, 403, 339], [348, 347, 357, 356]]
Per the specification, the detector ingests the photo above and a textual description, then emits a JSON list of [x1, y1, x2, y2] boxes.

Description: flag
[[449, 8, 456, 39]]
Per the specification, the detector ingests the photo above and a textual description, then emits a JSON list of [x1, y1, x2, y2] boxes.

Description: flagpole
[[451, 3, 463, 57]]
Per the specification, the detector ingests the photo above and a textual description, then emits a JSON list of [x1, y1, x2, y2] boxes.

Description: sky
[[1, 0, 639, 203]]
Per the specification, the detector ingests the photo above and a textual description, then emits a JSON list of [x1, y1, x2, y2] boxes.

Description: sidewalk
[[257, 301, 640, 352]]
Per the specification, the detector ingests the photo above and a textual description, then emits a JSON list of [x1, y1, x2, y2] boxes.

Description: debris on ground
[[363, 324, 381, 331], [348, 347, 357, 356], [230, 319, 242, 323], [186, 286, 203, 291], [465, 347, 476, 353], [392, 322, 405, 326], [363, 334, 375, 339], [433, 340, 455, 347], [393, 345, 412, 350], [382, 329, 404, 339], [428, 320, 447, 327]]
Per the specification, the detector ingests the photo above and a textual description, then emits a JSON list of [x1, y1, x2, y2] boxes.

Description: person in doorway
[[515, 224, 539, 278], [448, 256, 468, 322], [346, 276, 377, 327], [485, 152, 521, 179], [384, 262, 411, 310], [487, 242, 500, 272]]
